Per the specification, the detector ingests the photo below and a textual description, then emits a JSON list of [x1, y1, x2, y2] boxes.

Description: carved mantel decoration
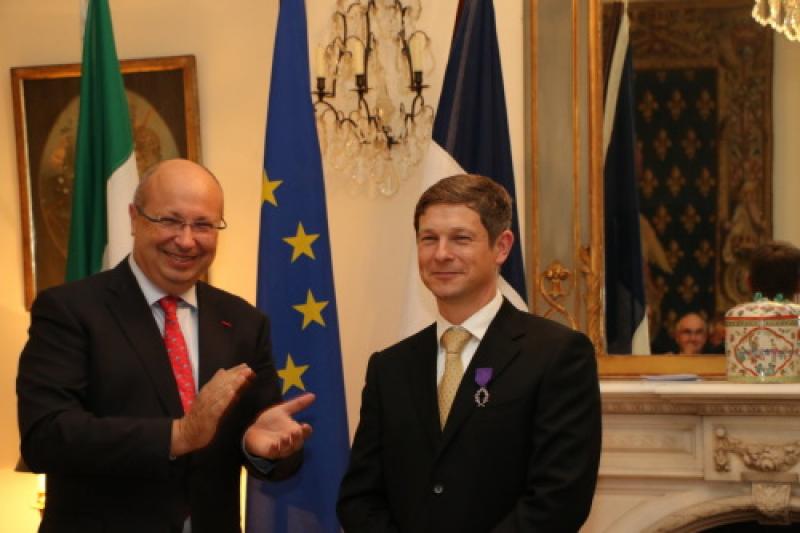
[[712, 425, 800, 522], [591, 381, 800, 531], [750, 481, 794, 524], [714, 426, 800, 474]]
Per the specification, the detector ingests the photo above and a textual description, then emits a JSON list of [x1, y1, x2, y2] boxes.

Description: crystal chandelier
[[752, 0, 800, 41], [313, 0, 434, 196]]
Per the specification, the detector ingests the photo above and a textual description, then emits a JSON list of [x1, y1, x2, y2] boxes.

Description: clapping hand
[[244, 393, 315, 459], [171, 363, 255, 457]]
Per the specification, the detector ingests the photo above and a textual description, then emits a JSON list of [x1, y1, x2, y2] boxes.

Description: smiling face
[[129, 159, 224, 295], [674, 313, 708, 355], [416, 203, 513, 324]]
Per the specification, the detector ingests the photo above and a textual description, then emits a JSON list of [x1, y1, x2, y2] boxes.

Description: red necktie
[[159, 296, 196, 412]]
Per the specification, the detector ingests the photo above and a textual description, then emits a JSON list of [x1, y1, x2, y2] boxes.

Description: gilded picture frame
[[11, 55, 201, 309]]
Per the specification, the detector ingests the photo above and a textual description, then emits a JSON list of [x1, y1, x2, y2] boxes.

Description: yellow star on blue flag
[[283, 222, 319, 262], [292, 290, 328, 329], [277, 354, 309, 394], [262, 170, 282, 207], [250, 0, 349, 528]]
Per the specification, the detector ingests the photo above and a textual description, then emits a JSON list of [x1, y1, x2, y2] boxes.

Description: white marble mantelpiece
[[601, 381, 800, 415], [582, 380, 800, 532]]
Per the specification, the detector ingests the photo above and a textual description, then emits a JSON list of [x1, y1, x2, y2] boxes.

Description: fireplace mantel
[[583, 381, 800, 532]]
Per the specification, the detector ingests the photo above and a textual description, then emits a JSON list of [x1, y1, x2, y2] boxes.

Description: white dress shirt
[[129, 255, 199, 388], [435, 289, 503, 384]]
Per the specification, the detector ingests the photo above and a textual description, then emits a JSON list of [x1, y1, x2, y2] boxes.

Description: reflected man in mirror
[[674, 312, 709, 355]]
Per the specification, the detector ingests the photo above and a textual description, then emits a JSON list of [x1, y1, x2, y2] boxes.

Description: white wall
[[0, 1, 524, 530], [773, 36, 800, 243], [2, 2, 796, 531]]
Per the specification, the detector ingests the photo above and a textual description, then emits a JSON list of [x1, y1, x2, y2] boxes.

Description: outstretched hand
[[244, 393, 315, 460]]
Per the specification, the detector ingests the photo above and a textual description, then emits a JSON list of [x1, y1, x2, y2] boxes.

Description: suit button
[[433, 483, 444, 495]]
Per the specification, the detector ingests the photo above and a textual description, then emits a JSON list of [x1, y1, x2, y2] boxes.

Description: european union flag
[[246, 0, 349, 531]]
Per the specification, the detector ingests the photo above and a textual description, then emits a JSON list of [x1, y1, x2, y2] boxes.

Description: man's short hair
[[674, 312, 707, 331], [132, 159, 221, 208], [413, 174, 513, 242], [749, 240, 800, 299]]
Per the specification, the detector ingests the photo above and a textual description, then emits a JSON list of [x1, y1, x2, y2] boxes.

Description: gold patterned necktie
[[438, 326, 472, 428]]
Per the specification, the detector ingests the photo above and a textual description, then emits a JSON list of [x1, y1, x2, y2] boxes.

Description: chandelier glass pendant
[[313, 0, 434, 196], [752, 0, 800, 41]]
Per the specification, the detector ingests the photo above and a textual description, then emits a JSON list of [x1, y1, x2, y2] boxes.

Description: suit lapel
[[438, 300, 525, 455], [104, 261, 184, 417], [196, 283, 234, 387], [404, 325, 441, 450]]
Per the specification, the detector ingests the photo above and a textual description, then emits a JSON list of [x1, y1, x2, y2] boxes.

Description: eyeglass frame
[[134, 205, 227, 234]]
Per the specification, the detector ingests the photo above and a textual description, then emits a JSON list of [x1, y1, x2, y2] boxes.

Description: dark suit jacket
[[17, 260, 297, 533], [337, 300, 602, 533]]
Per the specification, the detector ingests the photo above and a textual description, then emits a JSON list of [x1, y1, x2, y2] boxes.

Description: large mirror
[[529, 0, 790, 376], [601, 0, 774, 372]]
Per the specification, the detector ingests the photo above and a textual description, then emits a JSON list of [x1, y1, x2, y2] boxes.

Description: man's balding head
[[129, 159, 225, 295]]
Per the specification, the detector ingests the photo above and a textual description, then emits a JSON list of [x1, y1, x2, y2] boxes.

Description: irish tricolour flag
[[66, 0, 138, 281]]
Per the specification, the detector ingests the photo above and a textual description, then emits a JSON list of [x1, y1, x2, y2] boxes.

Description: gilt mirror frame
[[590, 0, 727, 377], [525, 0, 777, 378]]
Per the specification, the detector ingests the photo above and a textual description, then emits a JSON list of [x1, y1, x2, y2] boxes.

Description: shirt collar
[[436, 289, 503, 344], [128, 255, 197, 309]]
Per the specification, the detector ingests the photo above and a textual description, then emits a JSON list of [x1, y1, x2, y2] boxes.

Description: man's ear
[[129, 204, 137, 236], [493, 229, 514, 265]]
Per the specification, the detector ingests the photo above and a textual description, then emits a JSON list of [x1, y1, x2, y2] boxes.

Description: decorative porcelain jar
[[725, 296, 800, 383]]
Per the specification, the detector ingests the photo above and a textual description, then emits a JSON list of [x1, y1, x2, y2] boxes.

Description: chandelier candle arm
[[313, 0, 433, 196]]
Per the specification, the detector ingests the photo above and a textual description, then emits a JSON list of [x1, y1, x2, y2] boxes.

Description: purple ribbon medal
[[474, 367, 493, 407]]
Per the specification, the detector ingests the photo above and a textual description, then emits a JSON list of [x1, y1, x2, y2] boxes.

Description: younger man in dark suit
[[17, 159, 313, 532], [338, 174, 602, 532]]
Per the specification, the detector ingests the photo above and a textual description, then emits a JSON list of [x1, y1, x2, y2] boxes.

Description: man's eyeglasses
[[135, 205, 227, 234]]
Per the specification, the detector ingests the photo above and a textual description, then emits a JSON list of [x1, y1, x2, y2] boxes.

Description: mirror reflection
[[601, 0, 773, 355]]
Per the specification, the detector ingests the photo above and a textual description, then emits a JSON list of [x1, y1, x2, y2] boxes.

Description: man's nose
[[173, 225, 196, 247], [433, 240, 453, 260]]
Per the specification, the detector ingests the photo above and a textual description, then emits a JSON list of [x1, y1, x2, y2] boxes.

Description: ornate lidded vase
[[725, 295, 800, 383]]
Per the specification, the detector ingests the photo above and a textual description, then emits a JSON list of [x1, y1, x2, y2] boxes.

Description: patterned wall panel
[[623, 0, 773, 352]]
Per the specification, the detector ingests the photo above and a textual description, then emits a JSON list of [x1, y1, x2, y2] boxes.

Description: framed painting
[[11, 55, 201, 308]]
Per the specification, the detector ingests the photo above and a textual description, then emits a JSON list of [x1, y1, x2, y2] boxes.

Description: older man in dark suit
[[17, 159, 313, 533], [338, 174, 602, 532]]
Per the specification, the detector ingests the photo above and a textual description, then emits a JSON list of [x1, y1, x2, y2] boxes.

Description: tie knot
[[442, 327, 472, 356], [158, 296, 181, 317]]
